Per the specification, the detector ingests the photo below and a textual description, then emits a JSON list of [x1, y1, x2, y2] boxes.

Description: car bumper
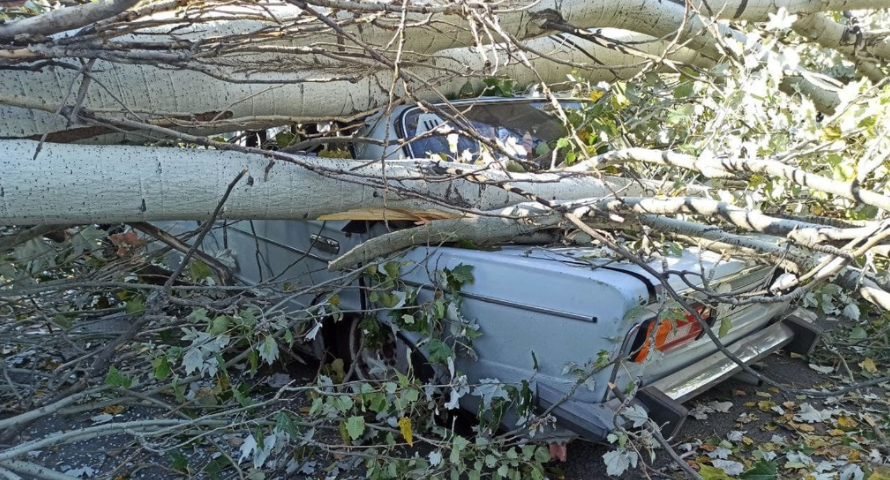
[[537, 309, 822, 442]]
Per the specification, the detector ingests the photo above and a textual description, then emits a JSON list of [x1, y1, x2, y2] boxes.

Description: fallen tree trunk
[[0, 140, 642, 225], [0, 30, 710, 141]]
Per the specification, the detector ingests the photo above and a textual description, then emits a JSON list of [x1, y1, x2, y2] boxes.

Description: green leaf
[[450, 435, 469, 463], [674, 81, 694, 98], [367, 393, 389, 413], [284, 329, 294, 346], [345, 416, 365, 440], [401, 388, 419, 403], [740, 460, 777, 480], [209, 316, 230, 336], [534, 446, 551, 463], [378, 293, 399, 309], [603, 449, 637, 476], [449, 264, 474, 285], [719, 317, 732, 337], [170, 377, 186, 402], [202, 455, 229, 480], [51, 314, 73, 330], [105, 365, 132, 389], [153, 356, 171, 380], [187, 308, 209, 322], [189, 260, 213, 281], [848, 326, 868, 340], [168, 450, 189, 472], [275, 131, 295, 148], [426, 339, 453, 364], [333, 395, 354, 413], [274, 411, 300, 437], [384, 261, 400, 279], [126, 298, 145, 315], [258, 336, 279, 365], [458, 81, 476, 98], [433, 299, 446, 319]]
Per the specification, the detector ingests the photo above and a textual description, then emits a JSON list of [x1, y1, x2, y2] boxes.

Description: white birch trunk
[[2, 0, 875, 139], [0, 140, 642, 225], [0, 31, 710, 140]]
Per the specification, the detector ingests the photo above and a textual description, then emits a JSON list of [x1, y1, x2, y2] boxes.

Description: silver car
[[160, 97, 820, 442]]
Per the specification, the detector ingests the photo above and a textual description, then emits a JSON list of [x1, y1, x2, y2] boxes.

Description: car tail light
[[633, 304, 713, 362]]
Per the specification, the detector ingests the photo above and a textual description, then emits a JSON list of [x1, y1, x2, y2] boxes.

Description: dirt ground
[[5, 314, 889, 480]]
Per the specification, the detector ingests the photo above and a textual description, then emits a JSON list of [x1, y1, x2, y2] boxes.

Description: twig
[[130, 222, 232, 285], [0, 225, 67, 254], [0, 466, 22, 480], [160, 169, 247, 296], [863, 413, 890, 446], [0, 386, 109, 432], [0, 460, 79, 480], [609, 383, 704, 480], [0, 419, 229, 462]]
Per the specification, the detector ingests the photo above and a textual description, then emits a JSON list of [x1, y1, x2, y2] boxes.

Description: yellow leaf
[[829, 429, 846, 437], [837, 415, 859, 430], [589, 90, 605, 102], [868, 465, 890, 480], [760, 442, 780, 451], [860, 357, 878, 373], [101, 405, 125, 415], [789, 421, 815, 433], [398, 416, 413, 447]]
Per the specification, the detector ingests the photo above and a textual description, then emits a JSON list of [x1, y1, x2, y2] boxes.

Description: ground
[[3, 312, 889, 480]]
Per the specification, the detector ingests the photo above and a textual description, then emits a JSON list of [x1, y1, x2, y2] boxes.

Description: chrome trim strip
[[462, 291, 596, 323], [227, 226, 332, 263], [309, 233, 340, 254], [674, 265, 773, 296], [648, 321, 795, 403], [402, 281, 595, 323]]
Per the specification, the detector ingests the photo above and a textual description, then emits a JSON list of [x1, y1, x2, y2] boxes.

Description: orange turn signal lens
[[633, 305, 712, 362]]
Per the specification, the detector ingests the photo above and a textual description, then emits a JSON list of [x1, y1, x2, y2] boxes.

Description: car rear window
[[399, 100, 581, 163]]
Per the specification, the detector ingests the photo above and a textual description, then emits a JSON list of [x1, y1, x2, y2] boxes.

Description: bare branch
[[0, 0, 141, 39]]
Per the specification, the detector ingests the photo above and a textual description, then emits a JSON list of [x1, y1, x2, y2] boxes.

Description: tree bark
[[0, 0, 141, 39], [0, 140, 642, 225], [0, 31, 711, 141], [1, 0, 870, 138]]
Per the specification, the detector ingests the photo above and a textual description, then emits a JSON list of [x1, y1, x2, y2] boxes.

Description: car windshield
[[400, 100, 582, 163]]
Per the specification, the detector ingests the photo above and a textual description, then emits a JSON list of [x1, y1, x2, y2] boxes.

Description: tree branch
[[0, 0, 141, 39]]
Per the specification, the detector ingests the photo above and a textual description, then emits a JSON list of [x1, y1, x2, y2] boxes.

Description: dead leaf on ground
[[860, 357, 878, 373]]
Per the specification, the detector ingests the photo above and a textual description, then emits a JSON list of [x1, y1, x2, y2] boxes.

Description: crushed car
[[158, 97, 822, 444]]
